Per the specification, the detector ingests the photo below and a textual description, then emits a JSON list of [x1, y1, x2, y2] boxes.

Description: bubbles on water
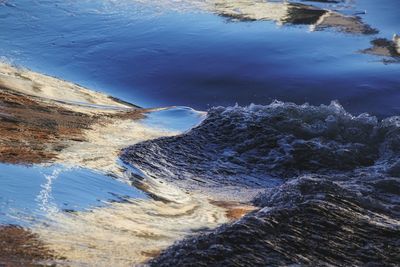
[[36, 168, 63, 215]]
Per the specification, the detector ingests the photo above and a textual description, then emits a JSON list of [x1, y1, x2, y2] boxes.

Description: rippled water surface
[[1, 0, 399, 117]]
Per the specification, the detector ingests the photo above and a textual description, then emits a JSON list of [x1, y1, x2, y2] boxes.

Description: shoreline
[[0, 62, 254, 266]]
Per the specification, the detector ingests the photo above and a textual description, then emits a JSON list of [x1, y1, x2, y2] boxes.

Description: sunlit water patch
[[143, 106, 206, 132]]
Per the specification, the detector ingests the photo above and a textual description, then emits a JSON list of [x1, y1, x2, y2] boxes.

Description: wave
[[121, 101, 400, 266], [122, 100, 400, 188]]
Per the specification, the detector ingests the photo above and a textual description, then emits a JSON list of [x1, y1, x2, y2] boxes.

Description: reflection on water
[[212, 0, 376, 34], [362, 35, 400, 63], [214, 1, 327, 23], [130, 0, 377, 34], [0, 0, 399, 116]]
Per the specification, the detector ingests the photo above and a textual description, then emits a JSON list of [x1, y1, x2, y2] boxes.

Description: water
[[0, 164, 146, 225], [0, 0, 399, 117], [0, 103, 206, 224], [143, 106, 206, 132]]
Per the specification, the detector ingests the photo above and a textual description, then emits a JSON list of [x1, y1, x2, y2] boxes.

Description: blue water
[[1, 0, 399, 117], [0, 164, 146, 225]]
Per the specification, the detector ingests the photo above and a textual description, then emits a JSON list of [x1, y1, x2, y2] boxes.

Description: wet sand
[[0, 89, 97, 164]]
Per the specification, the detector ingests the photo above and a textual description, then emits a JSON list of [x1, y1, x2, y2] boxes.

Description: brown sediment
[[0, 89, 91, 164], [0, 62, 145, 165], [225, 206, 256, 220], [210, 200, 256, 220], [141, 250, 162, 258], [0, 225, 57, 266], [0, 88, 143, 165]]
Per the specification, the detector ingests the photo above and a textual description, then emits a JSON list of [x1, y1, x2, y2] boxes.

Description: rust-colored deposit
[[0, 225, 57, 266], [0, 89, 142, 164], [210, 200, 256, 220]]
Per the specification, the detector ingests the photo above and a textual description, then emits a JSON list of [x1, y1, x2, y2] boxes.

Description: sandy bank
[[0, 63, 143, 165]]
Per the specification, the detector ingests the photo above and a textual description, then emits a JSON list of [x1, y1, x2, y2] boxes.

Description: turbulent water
[[122, 101, 400, 265], [122, 101, 400, 187]]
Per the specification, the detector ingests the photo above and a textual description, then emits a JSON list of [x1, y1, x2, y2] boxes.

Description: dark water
[[0, 0, 399, 117]]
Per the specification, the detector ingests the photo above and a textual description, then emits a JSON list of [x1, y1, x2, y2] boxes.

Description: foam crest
[[122, 101, 400, 197]]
